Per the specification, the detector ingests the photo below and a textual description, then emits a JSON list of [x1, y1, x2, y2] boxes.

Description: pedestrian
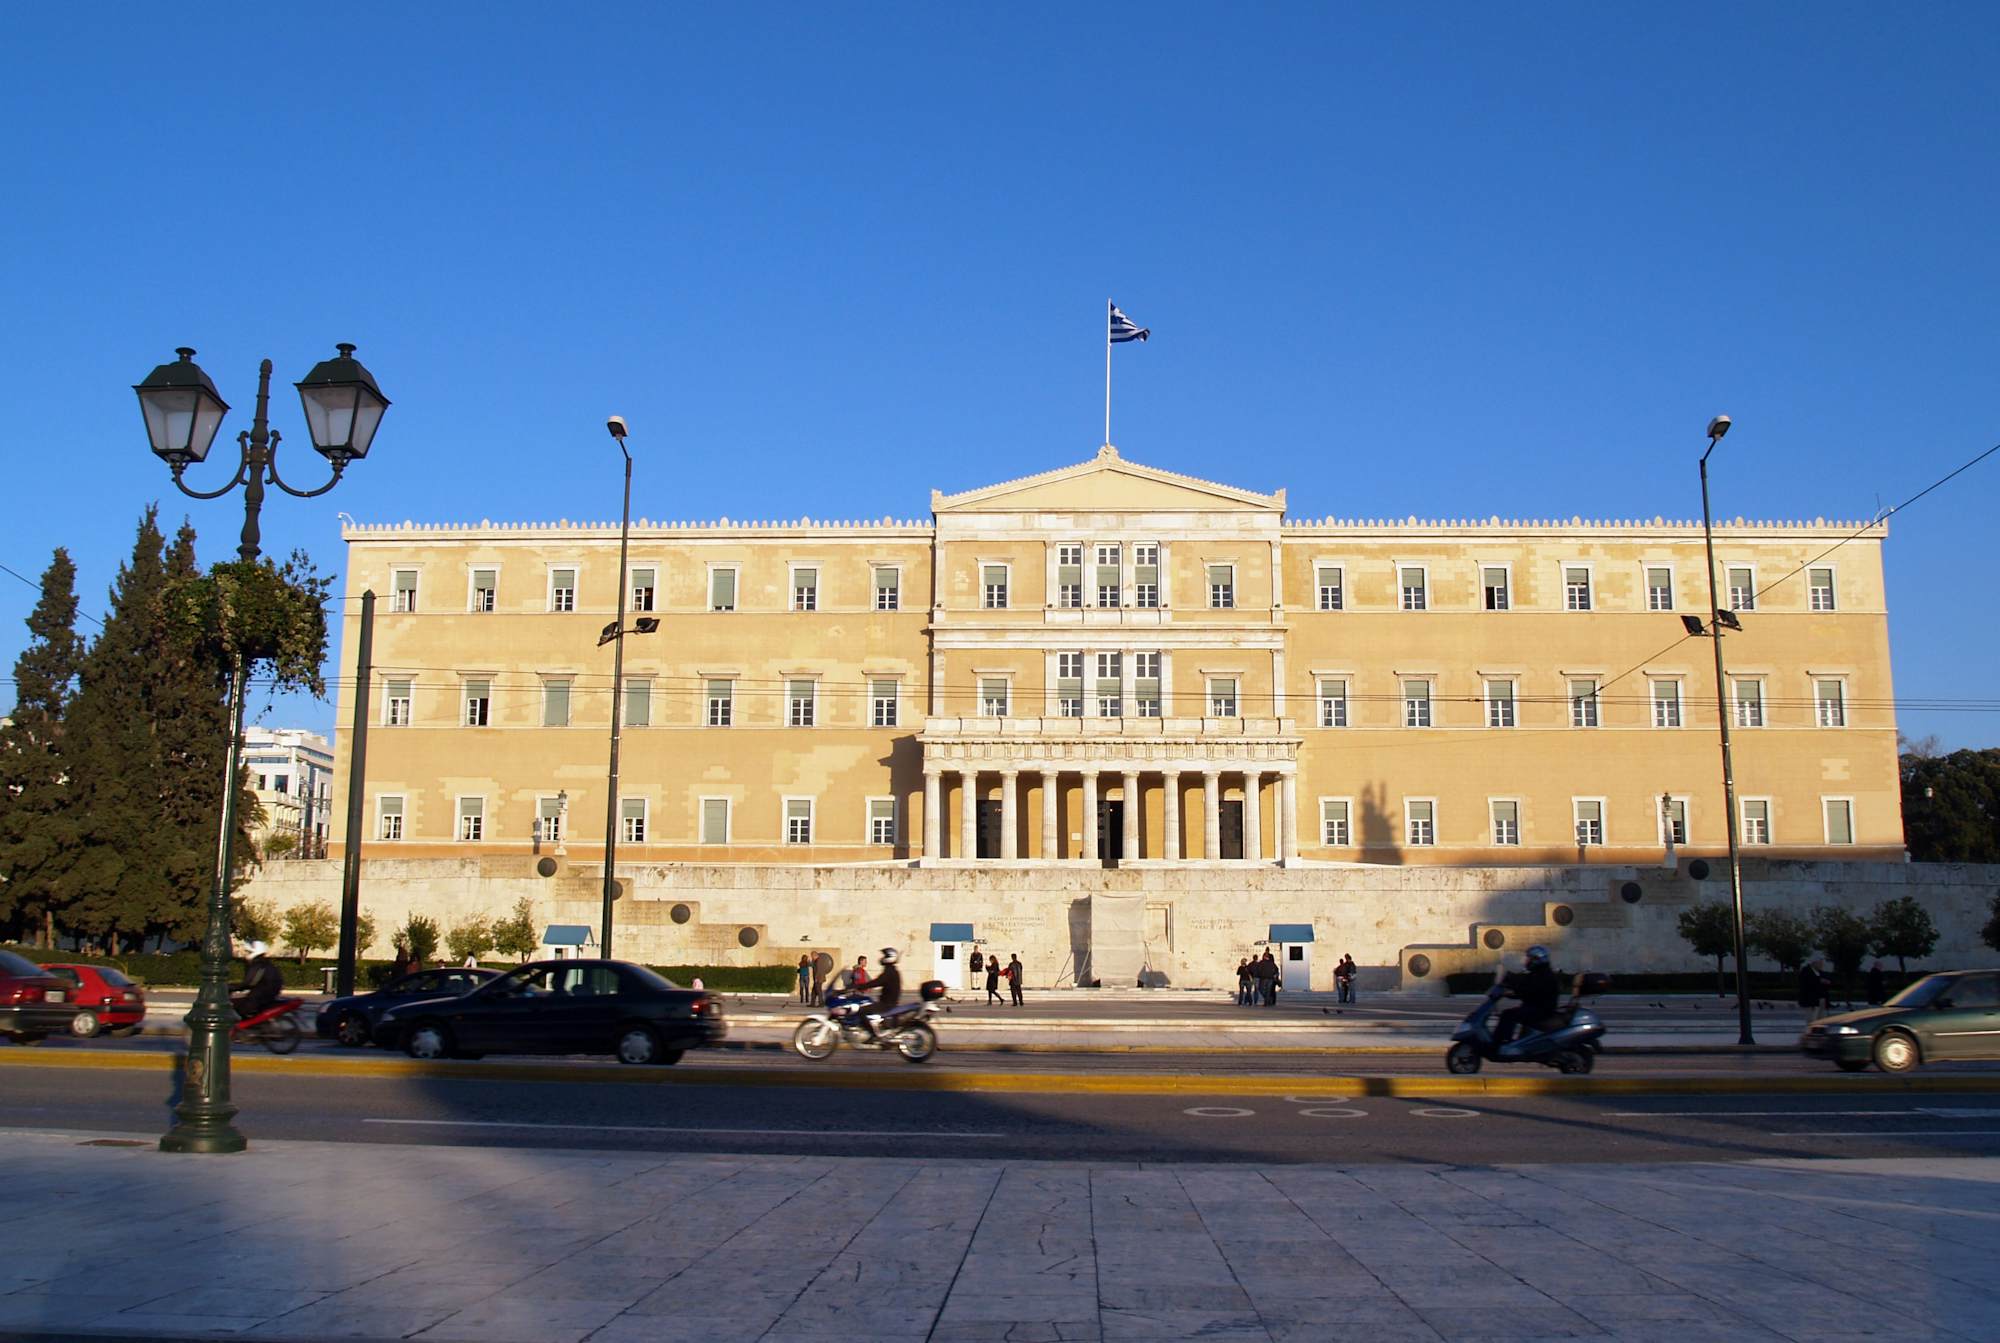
[[1257, 950, 1279, 1007], [462, 952, 479, 970], [1866, 960, 1887, 1006], [1336, 954, 1357, 1005], [1798, 957, 1830, 1023], [853, 955, 871, 993], [1235, 957, 1253, 1007], [796, 954, 812, 1004], [810, 955, 826, 1006], [985, 954, 1003, 1004], [1008, 953, 1025, 1007], [969, 947, 985, 980], [390, 936, 411, 982]]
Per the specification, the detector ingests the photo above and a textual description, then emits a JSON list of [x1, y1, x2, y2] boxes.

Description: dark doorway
[[1219, 801, 1244, 860], [976, 800, 1003, 859], [1097, 800, 1123, 865]]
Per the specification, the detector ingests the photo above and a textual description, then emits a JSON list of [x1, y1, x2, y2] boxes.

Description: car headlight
[[1830, 1025, 1861, 1035]]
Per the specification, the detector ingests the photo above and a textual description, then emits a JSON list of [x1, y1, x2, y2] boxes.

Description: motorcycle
[[1446, 972, 1609, 1075], [793, 980, 947, 1064], [232, 997, 305, 1055]]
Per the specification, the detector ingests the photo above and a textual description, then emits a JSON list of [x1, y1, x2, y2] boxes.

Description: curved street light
[[1696, 414, 1754, 1046]]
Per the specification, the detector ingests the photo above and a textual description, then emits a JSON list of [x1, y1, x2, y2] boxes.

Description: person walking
[[1799, 957, 1830, 1023], [985, 954, 1003, 1005], [810, 955, 826, 1006], [1008, 953, 1025, 1007], [796, 954, 812, 1004], [1866, 960, 1887, 1006], [1257, 950, 1279, 1007], [1235, 957, 1253, 1007]]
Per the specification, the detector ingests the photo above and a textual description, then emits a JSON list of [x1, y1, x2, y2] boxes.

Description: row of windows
[[388, 564, 908, 615], [1321, 796, 1860, 848], [375, 794, 896, 846], [1321, 675, 1851, 731], [386, 677, 906, 729]]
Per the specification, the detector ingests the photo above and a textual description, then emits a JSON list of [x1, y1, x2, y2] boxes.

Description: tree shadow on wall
[[1358, 782, 1401, 866]]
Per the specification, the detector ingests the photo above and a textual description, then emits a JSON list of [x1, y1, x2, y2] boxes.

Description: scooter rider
[[231, 941, 284, 1023], [1492, 945, 1560, 1048], [865, 947, 903, 1039]]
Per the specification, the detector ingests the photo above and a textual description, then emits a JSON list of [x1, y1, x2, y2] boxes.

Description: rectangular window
[[1809, 567, 1836, 611], [1491, 799, 1521, 846], [709, 567, 737, 612], [1570, 678, 1600, 728], [1321, 798, 1351, 846], [1728, 566, 1755, 611], [874, 567, 900, 611], [1564, 566, 1592, 611], [1574, 799, 1604, 847], [543, 679, 571, 728], [385, 678, 412, 727], [457, 796, 483, 843], [628, 567, 656, 613], [787, 679, 816, 727], [1317, 565, 1344, 611], [1134, 544, 1160, 608], [624, 678, 651, 728], [549, 568, 576, 613], [1134, 651, 1162, 718], [392, 568, 418, 613], [982, 564, 1009, 610], [791, 567, 818, 612], [870, 679, 898, 728], [1095, 544, 1121, 608], [1482, 566, 1509, 611], [471, 568, 497, 612], [1208, 677, 1238, 717], [1647, 567, 1674, 611], [1406, 800, 1435, 847], [621, 798, 647, 844], [1815, 679, 1846, 728], [1207, 564, 1234, 610], [1651, 680, 1682, 728], [868, 797, 897, 846], [1825, 798, 1854, 846], [980, 677, 1010, 718], [1095, 652, 1122, 718], [706, 680, 733, 727], [700, 798, 730, 845], [1057, 651, 1084, 717], [1661, 797, 1688, 846], [377, 795, 404, 841], [1318, 677, 1348, 728], [1400, 566, 1427, 611], [1733, 678, 1764, 728], [1403, 678, 1432, 728], [1057, 544, 1083, 609], [785, 798, 813, 845], [1742, 798, 1771, 846], [1485, 678, 1516, 728], [536, 797, 565, 845], [463, 679, 491, 727]]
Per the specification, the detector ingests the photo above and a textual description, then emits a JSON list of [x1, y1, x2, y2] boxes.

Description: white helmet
[[879, 947, 900, 965], [245, 940, 270, 958]]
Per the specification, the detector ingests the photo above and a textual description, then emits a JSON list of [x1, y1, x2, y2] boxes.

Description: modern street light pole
[[1698, 413, 1755, 1047], [596, 416, 658, 958], [136, 345, 389, 1153]]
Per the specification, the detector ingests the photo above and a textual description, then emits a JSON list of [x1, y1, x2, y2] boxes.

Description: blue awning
[[1268, 923, 1315, 943], [929, 922, 975, 942], [543, 924, 594, 947]]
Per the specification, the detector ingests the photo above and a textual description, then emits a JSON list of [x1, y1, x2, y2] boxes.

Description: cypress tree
[[0, 549, 85, 944]]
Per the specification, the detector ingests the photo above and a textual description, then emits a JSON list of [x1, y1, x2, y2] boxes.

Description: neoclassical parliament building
[[329, 446, 1901, 881]]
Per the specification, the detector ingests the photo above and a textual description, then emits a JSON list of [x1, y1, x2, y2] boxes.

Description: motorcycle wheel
[[792, 1019, 838, 1061], [895, 1021, 937, 1063], [1445, 1042, 1481, 1074], [263, 1014, 302, 1056], [1554, 1050, 1587, 1075]]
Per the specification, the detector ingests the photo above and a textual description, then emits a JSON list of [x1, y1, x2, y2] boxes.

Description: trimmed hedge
[[649, 965, 795, 993], [1441, 968, 1931, 997]]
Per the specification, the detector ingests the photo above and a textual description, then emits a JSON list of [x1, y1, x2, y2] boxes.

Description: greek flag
[[1108, 304, 1150, 343]]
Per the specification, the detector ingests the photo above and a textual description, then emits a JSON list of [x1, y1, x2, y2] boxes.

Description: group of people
[[793, 948, 1025, 1007], [1798, 957, 1895, 1021], [1232, 951, 1360, 1005], [968, 949, 1026, 1006]]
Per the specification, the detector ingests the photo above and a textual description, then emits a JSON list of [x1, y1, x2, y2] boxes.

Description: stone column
[[923, 767, 942, 862], [1242, 769, 1263, 863], [1121, 770, 1141, 860], [999, 768, 1019, 861], [1280, 771, 1299, 865], [1040, 770, 1060, 860], [1203, 770, 1222, 859], [1082, 769, 1100, 862], [959, 770, 979, 862], [1162, 769, 1182, 861]]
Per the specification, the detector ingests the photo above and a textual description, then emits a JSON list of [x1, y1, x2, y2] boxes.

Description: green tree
[[280, 900, 340, 963], [1868, 896, 1939, 975], [355, 908, 379, 956], [445, 916, 495, 965], [1674, 902, 1739, 996], [233, 897, 279, 946], [402, 913, 440, 966], [1746, 909, 1815, 973], [491, 898, 539, 962], [1813, 906, 1873, 1008], [1900, 747, 2000, 864], [0, 549, 85, 945]]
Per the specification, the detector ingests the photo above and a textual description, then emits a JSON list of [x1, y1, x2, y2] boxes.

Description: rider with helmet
[[231, 940, 284, 1023], [1493, 945, 1561, 1047], [865, 947, 904, 1038]]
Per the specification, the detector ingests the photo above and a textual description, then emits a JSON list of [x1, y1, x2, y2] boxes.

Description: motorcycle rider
[[1492, 945, 1560, 1048], [231, 940, 284, 1024], [865, 946, 903, 1039]]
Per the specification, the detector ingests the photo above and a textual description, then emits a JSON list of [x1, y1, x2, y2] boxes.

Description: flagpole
[[1104, 298, 1113, 446]]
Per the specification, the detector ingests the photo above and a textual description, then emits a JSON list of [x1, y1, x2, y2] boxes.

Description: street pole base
[[159, 1124, 248, 1154]]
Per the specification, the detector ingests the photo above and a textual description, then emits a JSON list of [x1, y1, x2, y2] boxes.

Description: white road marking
[[1770, 1130, 2000, 1138], [1182, 1106, 1254, 1118], [1295, 1107, 1368, 1119], [362, 1119, 1006, 1138], [1606, 1109, 1927, 1118], [1284, 1094, 1348, 1104], [1410, 1107, 1479, 1119], [1916, 1107, 2000, 1118]]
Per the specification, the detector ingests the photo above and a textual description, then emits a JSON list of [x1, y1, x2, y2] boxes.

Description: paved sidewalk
[[2, 1134, 1996, 1342]]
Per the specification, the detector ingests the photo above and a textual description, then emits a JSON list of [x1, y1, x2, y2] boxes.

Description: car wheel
[[616, 1025, 663, 1066], [1874, 1031, 1921, 1074], [70, 1010, 101, 1039], [404, 1022, 453, 1061], [1835, 1059, 1870, 1073], [1445, 1042, 1482, 1074], [334, 1013, 371, 1047]]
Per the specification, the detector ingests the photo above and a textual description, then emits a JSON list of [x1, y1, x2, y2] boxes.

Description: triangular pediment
[[933, 446, 1283, 514]]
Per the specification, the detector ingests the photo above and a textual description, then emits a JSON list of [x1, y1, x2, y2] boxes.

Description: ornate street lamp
[[136, 345, 389, 1154], [597, 416, 660, 958]]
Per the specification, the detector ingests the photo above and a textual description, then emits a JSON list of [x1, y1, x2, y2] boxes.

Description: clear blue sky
[[2, 5, 1995, 747]]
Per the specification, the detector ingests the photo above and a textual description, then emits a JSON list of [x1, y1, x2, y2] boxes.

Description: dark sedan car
[[372, 959, 726, 1065], [0, 950, 80, 1043], [316, 967, 502, 1046], [1801, 969, 2000, 1073]]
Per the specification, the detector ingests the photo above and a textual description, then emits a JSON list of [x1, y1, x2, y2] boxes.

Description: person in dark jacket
[[1235, 958, 1253, 1006], [1799, 958, 1831, 1022], [1865, 960, 1887, 1006], [1007, 954, 1025, 1006], [1256, 950, 1280, 1006], [1493, 946, 1561, 1046], [969, 948, 984, 979], [796, 954, 812, 1004], [865, 948, 903, 1038], [985, 956, 1003, 1004], [231, 941, 285, 1023]]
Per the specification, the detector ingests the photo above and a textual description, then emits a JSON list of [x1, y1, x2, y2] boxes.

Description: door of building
[[1219, 802, 1243, 860], [1097, 800, 1123, 864], [976, 800, 1003, 859], [1282, 942, 1312, 993]]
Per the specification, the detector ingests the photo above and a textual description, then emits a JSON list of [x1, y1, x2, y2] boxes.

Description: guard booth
[[1270, 923, 1314, 993], [930, 922, 976, 990], [542, 924, 596, 960]]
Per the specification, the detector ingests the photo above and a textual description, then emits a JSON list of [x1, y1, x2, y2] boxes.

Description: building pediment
[[933, 445, 1283, 515]]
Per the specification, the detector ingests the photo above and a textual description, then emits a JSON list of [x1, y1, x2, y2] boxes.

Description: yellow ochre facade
[[331, 446, 1901, 873]]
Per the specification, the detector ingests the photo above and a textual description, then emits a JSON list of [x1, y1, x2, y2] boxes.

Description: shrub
[[1813, 906, 1873, 1007], [492, 898, 539, 962], [445, 917, 495, 965], [1674, 903, 1738, 995], [281, 901, 340, 963], [402, 913, 440, 966], [1869, 896, 1939, 974], [1746, 909, 1815, 973]]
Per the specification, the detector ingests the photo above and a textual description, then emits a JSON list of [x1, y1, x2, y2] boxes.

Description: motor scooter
[[793, 980, 947, 1064], [232, 997, 305, 1055], [1446, 972, 1608, 1074]]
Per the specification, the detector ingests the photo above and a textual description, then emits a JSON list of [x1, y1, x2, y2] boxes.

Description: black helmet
[[1525, 945, 1551, 966]]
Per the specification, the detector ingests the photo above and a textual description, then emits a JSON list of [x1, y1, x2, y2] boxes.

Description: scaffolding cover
[[1088, 891, 1146, 988]]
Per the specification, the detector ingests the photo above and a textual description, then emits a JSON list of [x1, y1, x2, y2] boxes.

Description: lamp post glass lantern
[[138, 344, 387, 1154]]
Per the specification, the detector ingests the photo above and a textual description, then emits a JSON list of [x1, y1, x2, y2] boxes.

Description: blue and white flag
[[1108, 304, 1150, 343]]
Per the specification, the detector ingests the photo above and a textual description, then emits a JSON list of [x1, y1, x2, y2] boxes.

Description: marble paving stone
[[928, 1321, 1103, 1342], [130, 1286, 328, 1318], [1412, 1303, 1611, 1341], [414, 1294, 630, 1343], [243, 1302, 458, 1339], [80, 1311, 269, 1337]]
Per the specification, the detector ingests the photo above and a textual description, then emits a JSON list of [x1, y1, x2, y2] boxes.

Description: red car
[[0, 949, 79, 1043], [39, 963, 146, 1038]]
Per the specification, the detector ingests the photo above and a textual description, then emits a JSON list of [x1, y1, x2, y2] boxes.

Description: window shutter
[[701, 798, 728, 844], [1135, 554, 1159, 584], [712, 568, 737, 609], [982, 565, 1005, 587], [624, 679, 650, 726], [544, 680, 570, 726], [621, 798, 645, 822], [1827, 801, 1853, 845]]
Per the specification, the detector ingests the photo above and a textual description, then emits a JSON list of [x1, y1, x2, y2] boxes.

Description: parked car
[[316, 966, 501, 1046], [372, 959, 727, 1065], [0, 950, 81, 1044], [1801, 969, 2000, 1073], [39, 963, 146, 1038]]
